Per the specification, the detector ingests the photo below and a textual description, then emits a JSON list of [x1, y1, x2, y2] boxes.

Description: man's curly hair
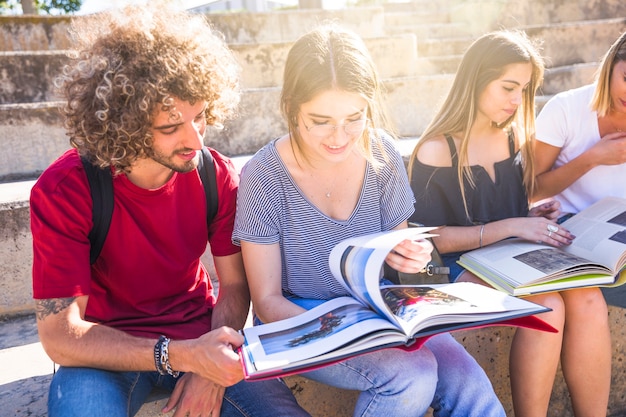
[[57, 2, 240, 173]]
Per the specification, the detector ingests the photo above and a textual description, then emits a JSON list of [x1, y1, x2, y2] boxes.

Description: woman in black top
[[409, 30, 611, 417]]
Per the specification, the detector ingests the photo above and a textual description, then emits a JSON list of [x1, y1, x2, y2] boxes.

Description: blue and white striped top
[[232, 131, 415, 300]]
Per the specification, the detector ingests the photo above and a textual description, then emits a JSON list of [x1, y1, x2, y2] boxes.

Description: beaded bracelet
[[154, 335, 180, 377]]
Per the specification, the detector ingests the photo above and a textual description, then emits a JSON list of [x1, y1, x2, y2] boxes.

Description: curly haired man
[[30, 3, 309, 416]]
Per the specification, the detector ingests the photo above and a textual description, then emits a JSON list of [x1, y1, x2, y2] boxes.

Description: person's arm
[[240, 240, 306, 324], [36, 295, 244, 387], [211, 252, 250, 330], [163, 252, 249, 417], [431, 214, 574, 254], [35, 296, 156, 370], [532, 133, 626, 202]]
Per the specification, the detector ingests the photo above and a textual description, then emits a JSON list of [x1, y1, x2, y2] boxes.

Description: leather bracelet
[[154, 335, 180, 377]]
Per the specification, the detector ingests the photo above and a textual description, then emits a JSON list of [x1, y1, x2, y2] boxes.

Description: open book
[[458, 196, 626, 296], [239, 228, 553, 381]]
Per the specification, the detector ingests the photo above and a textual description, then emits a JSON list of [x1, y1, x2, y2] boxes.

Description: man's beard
[[148, 148, 200, 173]]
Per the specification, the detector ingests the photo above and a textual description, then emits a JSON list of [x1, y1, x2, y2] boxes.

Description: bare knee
[[562, 287, 609, 324], [524, 292, 566, 331]]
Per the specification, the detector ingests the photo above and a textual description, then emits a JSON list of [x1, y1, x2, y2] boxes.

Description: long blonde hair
[[408, 30, 544, 217], [591, 30, 626, 117]]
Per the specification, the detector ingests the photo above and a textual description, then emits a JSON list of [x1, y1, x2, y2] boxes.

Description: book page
[[459, 238, 613, 289], [561, 197, 626, 272], [241, 297, 404, 375], [327, 227, 436, 323], [380, 282, 549, 335]]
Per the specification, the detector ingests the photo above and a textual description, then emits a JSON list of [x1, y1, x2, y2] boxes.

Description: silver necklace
[[608, 111, 625, 132]]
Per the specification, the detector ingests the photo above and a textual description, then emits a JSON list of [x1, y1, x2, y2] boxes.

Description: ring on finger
[[547, 224, 558, 233], [548, 231, 552, 238]]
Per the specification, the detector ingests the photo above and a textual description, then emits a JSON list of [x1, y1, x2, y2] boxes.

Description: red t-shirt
[[31, 148, 240, 340]]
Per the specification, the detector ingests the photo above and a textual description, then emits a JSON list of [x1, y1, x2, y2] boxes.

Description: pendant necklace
[[608, 111, 624, 132]]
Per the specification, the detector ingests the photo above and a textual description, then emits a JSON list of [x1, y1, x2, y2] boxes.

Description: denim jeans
[[48, 366, 310, 417], [284, 297, 505, 417]]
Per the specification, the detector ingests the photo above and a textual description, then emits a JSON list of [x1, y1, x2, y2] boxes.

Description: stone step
[[0, 45, 609, 182], [417, 36, 473, 57], [476, 0, 626, 27], [439, 0, 626, 36], [384, 10, 451, 27], [0, 181, 33, 318], [0, 75, 453, 181], [1, 16, 621, 107], [382, 0, 455, 15], [414, 54, 462, 76], [384, 0, 626, 27], [386, 21, 473, 39], [523, 17, 626, 68], [0, 34, 419, 104], [542, 62, 599, 96], [0, 7, 388, 51]]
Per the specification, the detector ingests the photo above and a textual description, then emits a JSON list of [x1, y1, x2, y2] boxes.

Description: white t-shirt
[[536, 84, 626, 214]]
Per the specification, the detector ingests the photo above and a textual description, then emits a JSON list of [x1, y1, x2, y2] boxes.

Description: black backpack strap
[[81, 156, 114, 265], [197, 147, 219, 234]]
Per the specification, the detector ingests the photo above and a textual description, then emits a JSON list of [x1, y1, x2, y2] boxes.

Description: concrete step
[[0, 7, 388, 51], [417, 36, 473, 57], [384, 10, 451, 27], [414, 54, 462, 76], [0, 53, 602, 182], [386, 21, 473, 39], [382, 0, 458, 15], [542, 62, 599, 96], [0, 75, 453, 181], [0, 34, 419, 103], [523, 17, 626, 68], [479, 0, 626, 27], [440, 0, 626, 34]]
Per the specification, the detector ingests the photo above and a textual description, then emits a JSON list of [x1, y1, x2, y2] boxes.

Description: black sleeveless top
[[409, 132, 529, 228]]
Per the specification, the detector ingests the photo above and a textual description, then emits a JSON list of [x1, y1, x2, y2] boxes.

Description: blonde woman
[[234, 24, 505, 417], [526, 30, 626, 417], [409, 30, 608, 417]]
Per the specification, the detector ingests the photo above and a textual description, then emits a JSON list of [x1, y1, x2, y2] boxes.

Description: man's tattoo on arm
[[35, 298, 76, 321]]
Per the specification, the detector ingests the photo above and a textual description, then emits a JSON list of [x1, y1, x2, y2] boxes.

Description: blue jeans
[[283, 297, 505, 417], [48, 367, 310, 417], [441, 253, 466, 282]]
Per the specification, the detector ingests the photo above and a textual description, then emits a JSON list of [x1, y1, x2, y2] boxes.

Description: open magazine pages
[[560, 196, 626, 273], [458, 197, 626, 295], [328, 226, 437, 321], [240, 228, 554, 380], [239, 282, 551, 381]]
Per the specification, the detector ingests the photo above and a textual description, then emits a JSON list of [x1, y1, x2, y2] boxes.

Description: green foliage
[[0, 0, 83, 14], [0, 0, 19, 12], [36, 0, 82, 14]]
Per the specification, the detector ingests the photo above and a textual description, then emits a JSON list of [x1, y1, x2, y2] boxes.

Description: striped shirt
[[233, 131, 415, 300]]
